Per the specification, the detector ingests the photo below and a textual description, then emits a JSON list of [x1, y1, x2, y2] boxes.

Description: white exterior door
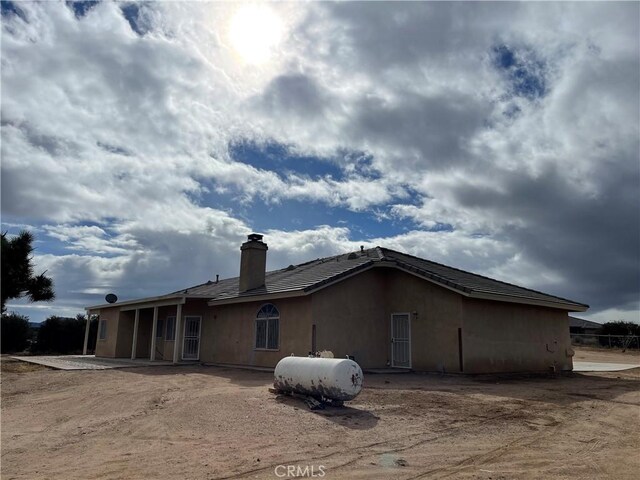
[[391, 313, 411, 368], [182, 316, 201, 360]]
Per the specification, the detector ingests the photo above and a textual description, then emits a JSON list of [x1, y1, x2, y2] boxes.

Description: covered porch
[[84, 296, 205, 363]]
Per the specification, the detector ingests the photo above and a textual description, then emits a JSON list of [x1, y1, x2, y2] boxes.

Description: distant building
[[86, 235, 589, 374], [569, 316, 602, 335]]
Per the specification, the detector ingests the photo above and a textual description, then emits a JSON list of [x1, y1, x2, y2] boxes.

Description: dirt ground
[[2, 349, 639, 479], [573, 345, 640, 364]]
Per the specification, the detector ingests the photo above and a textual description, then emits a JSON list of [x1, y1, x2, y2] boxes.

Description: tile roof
[[172, 248, 380, 299], [170, 247, 588, 311], [379, 248, 588, 309]]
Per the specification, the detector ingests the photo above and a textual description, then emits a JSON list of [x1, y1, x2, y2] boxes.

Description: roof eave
[[468, 291, 589, 312], [382, 262, 589, 311], [86, 295, 186, 312]]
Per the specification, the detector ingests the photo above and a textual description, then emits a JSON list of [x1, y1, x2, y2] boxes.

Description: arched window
[[255, 304, 279, 350]]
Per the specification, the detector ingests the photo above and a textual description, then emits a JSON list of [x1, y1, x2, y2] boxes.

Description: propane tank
[[274, 356, 363, 401]]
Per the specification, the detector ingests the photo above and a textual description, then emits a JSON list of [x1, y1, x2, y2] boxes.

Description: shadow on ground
[[274, 394, 380, 430]]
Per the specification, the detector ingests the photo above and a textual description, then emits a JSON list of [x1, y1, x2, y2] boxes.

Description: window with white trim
[[255, 304, 279, 350], [166, 316, 176, 341], [98, 319, 107, 340]]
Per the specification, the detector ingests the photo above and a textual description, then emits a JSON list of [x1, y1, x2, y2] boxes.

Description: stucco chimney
[[239, 234, 268, 292]]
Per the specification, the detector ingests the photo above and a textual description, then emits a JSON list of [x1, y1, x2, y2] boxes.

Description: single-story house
[[569, 316, 602, 335], [84, 234, 589, 374]]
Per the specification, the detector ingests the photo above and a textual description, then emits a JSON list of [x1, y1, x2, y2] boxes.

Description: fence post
[[608, 335, 611, 348]]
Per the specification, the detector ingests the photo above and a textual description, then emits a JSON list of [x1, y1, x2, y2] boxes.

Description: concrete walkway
[[573, 361, 640, 372], [10, 355, 182, 370]]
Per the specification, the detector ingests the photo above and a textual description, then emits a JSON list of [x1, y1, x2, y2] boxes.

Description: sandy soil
[[1, 352, 639, 480], [573, 345, 640, 364]]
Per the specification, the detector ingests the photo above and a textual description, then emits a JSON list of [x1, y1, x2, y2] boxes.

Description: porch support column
[[173, 303, 182, 364], [150, 306, 158, 361], [131, 309, 140, 360], [82, 314, 91, 355]]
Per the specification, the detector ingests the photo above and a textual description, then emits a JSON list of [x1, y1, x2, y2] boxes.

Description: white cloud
[[1, 1, 637, 321], [581, 308, 640, 326]]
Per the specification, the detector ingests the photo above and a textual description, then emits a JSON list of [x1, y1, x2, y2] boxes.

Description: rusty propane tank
[[273, 356, 364, 401]]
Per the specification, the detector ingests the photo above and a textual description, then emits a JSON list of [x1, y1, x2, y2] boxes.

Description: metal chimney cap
[[247, 233, 264, 242]]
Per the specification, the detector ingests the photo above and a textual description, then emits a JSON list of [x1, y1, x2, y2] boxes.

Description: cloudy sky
[[1, 1, 638, 324]]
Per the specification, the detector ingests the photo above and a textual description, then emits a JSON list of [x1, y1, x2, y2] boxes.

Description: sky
[[1, 1, 638, 324]]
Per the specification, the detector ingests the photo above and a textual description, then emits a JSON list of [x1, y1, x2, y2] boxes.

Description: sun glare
[[228, 5, 284, 65]]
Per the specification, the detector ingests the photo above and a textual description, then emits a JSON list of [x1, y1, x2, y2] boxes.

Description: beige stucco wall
[[93, 269, 574, 374], [217, 268, 462, 372], [385, 269, 464, 373], [94, 307, 120, 358], [311, 269, 388, 368], [311, 266, 464, 371], [202, 296, 312, 367], [96, 297, 312, 365], [461, 298, 572, 373], [115, 310, 134, 358], [190, 270, 448, 370], [310, 267, 570, 374]]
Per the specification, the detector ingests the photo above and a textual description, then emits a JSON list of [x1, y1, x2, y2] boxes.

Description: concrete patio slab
[[573, 361, 640, 372], [9, 355, 182, 370]]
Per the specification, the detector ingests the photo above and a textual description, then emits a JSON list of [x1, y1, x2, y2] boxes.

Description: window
[[166, 316, 176, 341], [255, 304, 279, 350], [98, 319, 107, 340], [156, 318, 164, 338]]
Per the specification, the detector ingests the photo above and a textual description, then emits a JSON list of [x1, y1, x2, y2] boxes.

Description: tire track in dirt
[[214, 408, 545, 479], [567, 392, 639, 406], [402, 418, 566, 479], [402, 395, 626, 479]]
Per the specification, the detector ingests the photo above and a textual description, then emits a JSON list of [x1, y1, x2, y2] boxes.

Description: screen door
[[391, 313, 411, 368], [182, 316, 201, 360]]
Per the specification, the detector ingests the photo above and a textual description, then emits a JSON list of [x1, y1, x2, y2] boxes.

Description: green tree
[[1, 231, 55, 312], [601, 321, 640, 336], [35, 314, 98, 354], [1, 313, 31, 353], [598, 321, 640, 348]]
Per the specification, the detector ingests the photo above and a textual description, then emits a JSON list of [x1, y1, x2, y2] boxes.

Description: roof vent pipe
[[239, 234, 268, 292], [216, 274, 219, 284]]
